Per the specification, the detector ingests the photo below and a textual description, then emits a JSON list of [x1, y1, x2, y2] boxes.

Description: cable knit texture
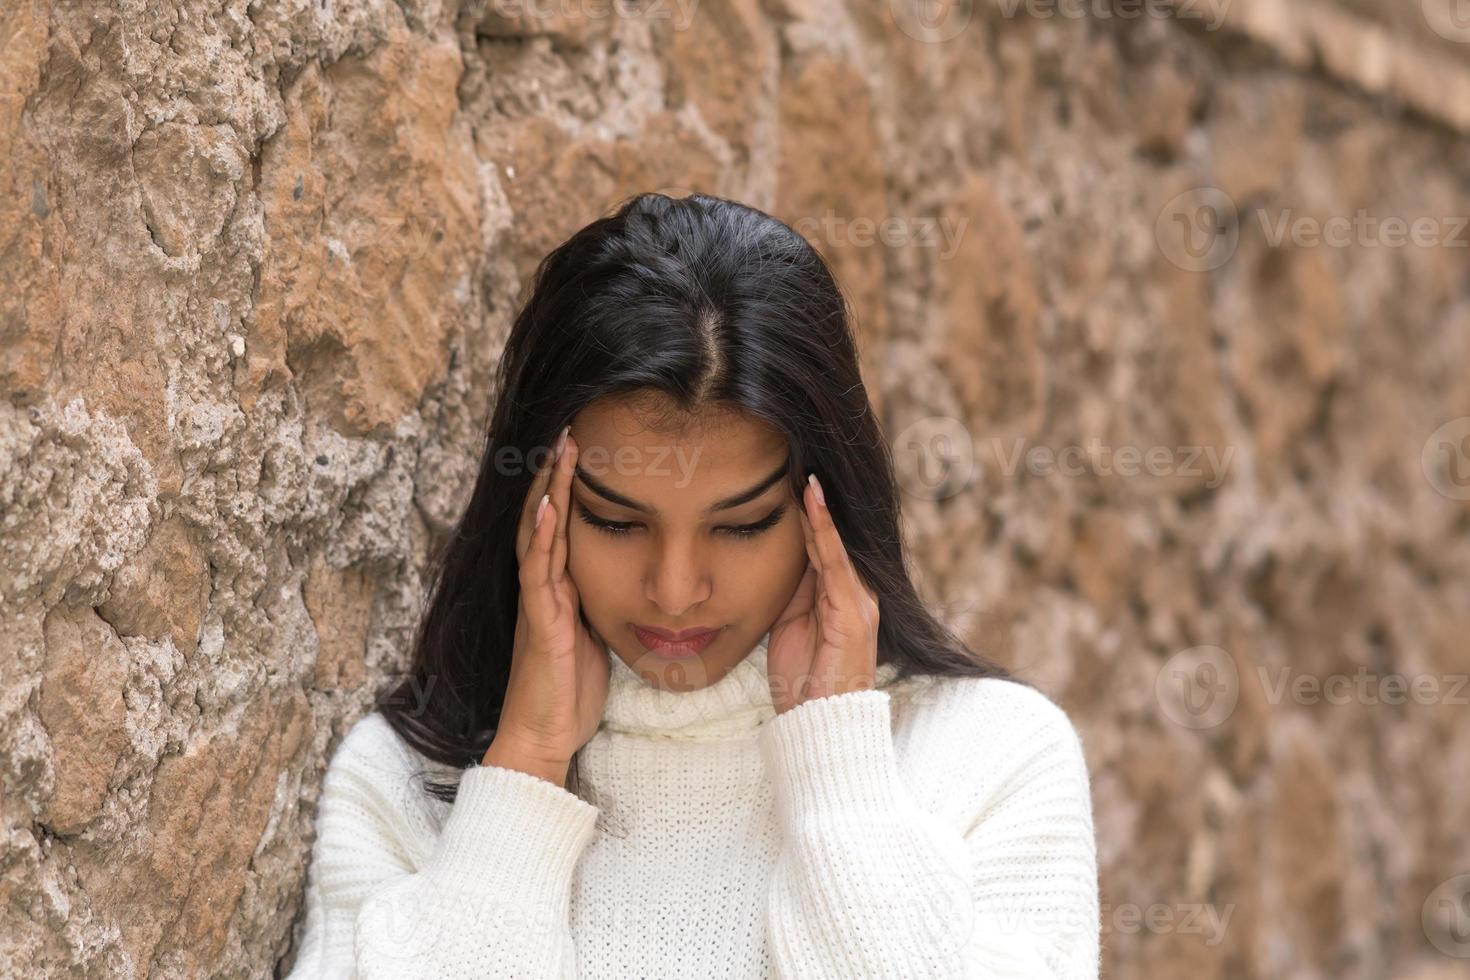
[[284, 632, 1101, 978]]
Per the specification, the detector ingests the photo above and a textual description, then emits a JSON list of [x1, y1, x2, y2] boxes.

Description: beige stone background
[[2, 0, 1469, 976]]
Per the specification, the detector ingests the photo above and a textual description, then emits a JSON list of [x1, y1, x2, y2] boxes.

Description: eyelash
[[575, 503, 786, 540]]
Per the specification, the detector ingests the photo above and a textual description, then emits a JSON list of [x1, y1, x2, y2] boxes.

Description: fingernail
[[808, 473, 825, 507], [554, 425, 569, 460], [535, 493, 549, 528]]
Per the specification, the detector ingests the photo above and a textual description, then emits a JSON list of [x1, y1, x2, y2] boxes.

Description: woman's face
[[563, 393, 808, 692]]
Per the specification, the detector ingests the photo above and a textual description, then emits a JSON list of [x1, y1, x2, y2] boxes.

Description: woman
[[284, 192, 1100, 978]]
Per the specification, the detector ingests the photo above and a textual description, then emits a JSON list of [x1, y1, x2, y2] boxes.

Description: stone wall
[[2, 0, 1468, 977]]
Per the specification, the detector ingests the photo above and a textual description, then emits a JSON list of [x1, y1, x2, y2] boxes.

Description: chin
[[624, 649, 727, 692]]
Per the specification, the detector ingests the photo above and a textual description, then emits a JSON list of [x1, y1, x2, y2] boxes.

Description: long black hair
[[377, 191, 1019, 804]]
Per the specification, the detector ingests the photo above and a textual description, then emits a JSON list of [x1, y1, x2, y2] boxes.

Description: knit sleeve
[[758, 683, 1100, 979], [282, 717, 601, 979]]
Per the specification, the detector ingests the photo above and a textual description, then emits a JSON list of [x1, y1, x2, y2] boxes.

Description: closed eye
[[574, 502, 786, 540]]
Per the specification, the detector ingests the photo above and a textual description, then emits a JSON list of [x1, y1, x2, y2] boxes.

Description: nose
[[642, 534, 713, 618]]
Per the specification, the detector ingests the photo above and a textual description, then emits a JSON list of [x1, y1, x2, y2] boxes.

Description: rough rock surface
[[1, 1, 1468, 977]]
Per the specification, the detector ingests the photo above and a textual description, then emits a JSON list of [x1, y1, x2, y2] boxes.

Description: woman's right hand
[[482, 425, 611, 784]]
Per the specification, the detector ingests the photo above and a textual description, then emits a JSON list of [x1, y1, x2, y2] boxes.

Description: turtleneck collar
[[598, 629, 901, 740]]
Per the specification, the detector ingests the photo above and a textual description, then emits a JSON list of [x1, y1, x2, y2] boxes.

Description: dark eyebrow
[[573, 457, 791, 516]]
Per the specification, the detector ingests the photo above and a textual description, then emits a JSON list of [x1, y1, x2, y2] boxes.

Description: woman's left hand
[[767, 473, 880, 714]]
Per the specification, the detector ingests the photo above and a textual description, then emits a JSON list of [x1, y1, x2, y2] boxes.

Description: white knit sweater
[[284, 632, 1100, 978]]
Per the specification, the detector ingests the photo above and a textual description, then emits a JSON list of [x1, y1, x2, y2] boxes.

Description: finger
[[798, 491, 830, 612], [805, 475, 867, 614], [777, 560, 817, 626], [798, 488, 820, 570], [518, 427, 566, 561], [798, 489, 829, 611], [520, 490, 558, 627], [549, 431, 577, 582]]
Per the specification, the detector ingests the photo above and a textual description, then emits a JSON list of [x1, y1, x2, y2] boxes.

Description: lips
[[632, 624, 721, 659]]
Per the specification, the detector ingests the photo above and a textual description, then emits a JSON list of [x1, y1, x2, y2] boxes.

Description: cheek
[[748, 526, 810, 599], [564, 525, 603, 590], [778, 516, 809, 566]]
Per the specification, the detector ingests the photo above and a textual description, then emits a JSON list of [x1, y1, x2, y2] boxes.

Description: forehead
[[570, 394, 787, 496]]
